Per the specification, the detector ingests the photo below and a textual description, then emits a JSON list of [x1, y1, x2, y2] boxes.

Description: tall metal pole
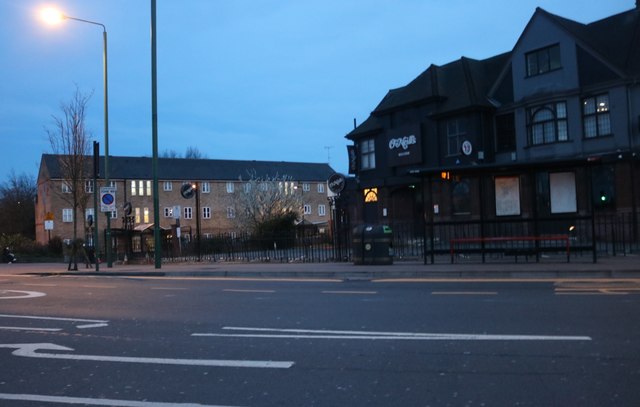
[[102, 28, 112, 268], [61, 15, 111, 267], [151, 0, 162, 268], [93, 141, 100, 272]]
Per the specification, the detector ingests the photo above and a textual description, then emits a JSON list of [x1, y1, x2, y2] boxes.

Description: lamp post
[[40, 7, 112, 267]]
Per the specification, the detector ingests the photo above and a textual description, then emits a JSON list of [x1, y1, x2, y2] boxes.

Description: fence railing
[[161, 212, 639, 264]]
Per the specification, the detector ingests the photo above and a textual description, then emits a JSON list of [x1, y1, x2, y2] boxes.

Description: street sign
[[181, 183, 195, 199], [100, 187, 117, 212], [44, 220, 54, 231], [328, 173, 346, 194]]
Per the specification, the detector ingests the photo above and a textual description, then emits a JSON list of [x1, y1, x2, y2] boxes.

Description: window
[[364, 188, 378, 203], [303, 204, 312, 215], [226, 207, 236, 218], [143, 207, 149, 223], [318, 204, 326, 216], [583, 94, 611, 138], [360, 139, 375, 170], [62, 208, 73, 223], [164, 207, 173, 218], [495, 113, 516, 152], [317, 183, 325, 193], [131, 180, 137, 196], [146, 180, 152, 196], [184, 207, 193, 219], [135, 207, 141, 223], [109, 181, 117, 189], [163, 181, 172, 191], [244, 183, 252, 193], [447, 118, 467, 156], [85, 208, 95, 223], [226, 182, 234, 193], [85, 180, 94, 193], [527, 102, 568, 145], [139, 180, 145, 196], [452, 178, 471, 215], [62, 183, 71, 194], [302, 183, 310, 192], [526, 44, 561, 76], [110, 210, 118, 220], [201, 182, 211, 193], [202, 207, 211, 219]]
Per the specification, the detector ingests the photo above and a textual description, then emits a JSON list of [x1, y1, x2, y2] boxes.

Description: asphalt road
[[1, 274, 639, 406]]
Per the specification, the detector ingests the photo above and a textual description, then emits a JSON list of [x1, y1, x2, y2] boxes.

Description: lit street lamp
[[40, 7, 113, 267]]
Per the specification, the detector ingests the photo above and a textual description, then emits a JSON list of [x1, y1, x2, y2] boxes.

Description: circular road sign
[[328, 173, 346, 194], [181, 183, 196, 199]]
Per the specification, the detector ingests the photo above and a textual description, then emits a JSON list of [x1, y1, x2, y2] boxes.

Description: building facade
[[36, 155, 336, 256], [346, 5, 640, 256]]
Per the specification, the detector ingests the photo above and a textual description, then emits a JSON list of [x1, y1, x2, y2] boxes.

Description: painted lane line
[[321, 290, 378, 295], [0, 343, 294, 369], [0, 290, 46, 299], [151, 287, 188, 290], [431, 291, 498, 295], [22, 283, 58, 287], [81, 285, 117, 289], [0, 326, 62, 332], [0, 393, 242, 407], [0, 314, 108, 328], [76, 323, 110, 329], [223, 289, 275, 293], [191, 326, 591, 341]]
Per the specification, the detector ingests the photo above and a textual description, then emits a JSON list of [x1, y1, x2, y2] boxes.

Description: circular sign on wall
[[461, 140, 473, 156]]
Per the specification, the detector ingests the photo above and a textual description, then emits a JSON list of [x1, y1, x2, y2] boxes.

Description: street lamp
[[40, 7, 112, 268]]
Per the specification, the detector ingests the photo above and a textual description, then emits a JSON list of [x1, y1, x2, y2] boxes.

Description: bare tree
[[235, 172, 302, 233], [0, 170, 36, 239], [161, 148, 180, 158], [185, 146, 207, 159], [46, 87, 94, 270]]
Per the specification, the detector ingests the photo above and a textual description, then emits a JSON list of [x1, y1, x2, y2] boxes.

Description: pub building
[[345, 5, 640, 260]]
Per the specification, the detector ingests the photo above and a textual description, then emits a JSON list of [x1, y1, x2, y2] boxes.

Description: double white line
[[193, 327, 591, 341]]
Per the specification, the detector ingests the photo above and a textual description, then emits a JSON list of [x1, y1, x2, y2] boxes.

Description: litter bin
[[352, 224, 393, 265]]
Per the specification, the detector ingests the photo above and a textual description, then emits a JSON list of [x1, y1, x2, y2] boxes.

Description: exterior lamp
[[40, 6, 112, 267]]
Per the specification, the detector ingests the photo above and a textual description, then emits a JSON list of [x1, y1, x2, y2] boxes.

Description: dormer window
[[526, 44, 561, 77]]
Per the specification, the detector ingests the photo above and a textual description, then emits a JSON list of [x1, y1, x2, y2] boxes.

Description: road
[[1, 272, 639, 406]]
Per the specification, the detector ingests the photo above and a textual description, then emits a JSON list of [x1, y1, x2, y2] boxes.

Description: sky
[[0, 0, 633, 181]]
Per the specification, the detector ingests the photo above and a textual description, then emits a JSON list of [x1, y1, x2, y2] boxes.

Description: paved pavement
[[1, 254, 640, 279]]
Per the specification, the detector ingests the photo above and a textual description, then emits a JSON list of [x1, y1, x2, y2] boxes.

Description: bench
[[449, 235, 570, 263]]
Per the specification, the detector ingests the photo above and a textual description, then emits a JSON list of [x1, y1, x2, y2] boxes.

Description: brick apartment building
[[36, 154, 336, 256]]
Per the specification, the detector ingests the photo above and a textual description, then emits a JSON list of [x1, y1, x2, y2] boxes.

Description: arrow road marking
[[191, 326, 591, 342], [0, 290, 46, 299], [0, 343, 294, 369], [0, 393, 243, 407], [0, 313, 109, 329]]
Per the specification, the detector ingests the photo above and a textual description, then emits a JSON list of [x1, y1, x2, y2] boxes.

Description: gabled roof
[[541, 7, 640, 76], [40, 154, 336, 182]]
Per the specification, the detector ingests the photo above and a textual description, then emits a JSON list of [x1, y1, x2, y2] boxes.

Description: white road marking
[[223, 289, 275, 293], [431, 291, 497, 295], [81, 285, 117, 289], [191, 326, 591, 341], [0, 343, 294, 369], [151, 287, 188, 290], [0, 290, 46, 299], [76, 323, 109, 329], [0, 393, 242, 407], [321, 290, 377, 295], [0, 326, 61, 332]]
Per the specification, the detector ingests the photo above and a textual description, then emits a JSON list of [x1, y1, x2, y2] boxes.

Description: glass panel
[[549, 45, 561, 70], [596, 95, 609, 112], [557, 120, 568, 141], [556, 102, 566, 118], [539, 49, 550, 73], [533, 108, 553, 122], [543, 122, 555, 143], [583, 98, 595, 115], [584, 116, 597, 138], [526, 53, 538, 76], [532, 124, 544, 145], [598, 114, 611, 135]]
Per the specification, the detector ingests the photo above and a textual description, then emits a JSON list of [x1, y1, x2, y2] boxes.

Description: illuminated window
[[583, 94, 611, 138], [143, 207, 149, 223], [364, 188, 378, 202], [131, 181, 137, 196]]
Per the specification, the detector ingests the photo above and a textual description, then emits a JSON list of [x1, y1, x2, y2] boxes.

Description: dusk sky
[[0, 0, 632, 180]]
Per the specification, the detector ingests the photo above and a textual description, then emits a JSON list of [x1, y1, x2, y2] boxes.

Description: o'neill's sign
[[387, 125, 422, 166]]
